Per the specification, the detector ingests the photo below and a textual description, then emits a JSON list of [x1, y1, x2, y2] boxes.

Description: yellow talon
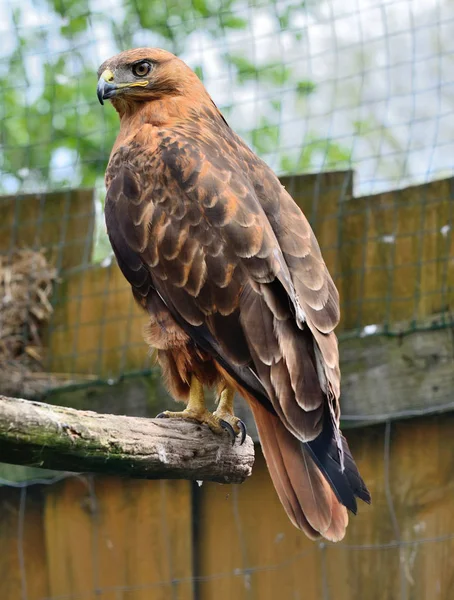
[[214, 386, 247, 445], [157, 375, 223, 434], [157, 379, 247, 444]]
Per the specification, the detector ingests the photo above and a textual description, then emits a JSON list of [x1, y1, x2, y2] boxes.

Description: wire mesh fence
[[0, 0, 454, 597], [2, 0, 454, 195], [0, 0, 452, 440], [1, 0, 453, 377], [2, 416, 454, 600]]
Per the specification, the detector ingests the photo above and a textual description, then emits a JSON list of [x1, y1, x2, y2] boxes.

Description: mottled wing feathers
[[249, 172, 342, 401], [105, 122, 341, 442], [252, 172, 341, 331]]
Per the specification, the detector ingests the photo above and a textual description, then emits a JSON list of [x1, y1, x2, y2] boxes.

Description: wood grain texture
[[44, 476, 194, 600], [1, 413, 454, 599], [196, 415, 454, 600], [335, 176, 454, 332], [341, 318, 454, 426], [43, 315, 454, 440], [0, 486, 50, 600], [48, 263, 148, 376], [0, 188, 95, 271], [0, 396, 254, 483]]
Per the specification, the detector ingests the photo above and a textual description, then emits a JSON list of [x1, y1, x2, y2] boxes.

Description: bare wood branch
[[0, 396, 254, 483]]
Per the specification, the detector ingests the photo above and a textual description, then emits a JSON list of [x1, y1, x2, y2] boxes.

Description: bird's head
[[97, 48, 205, 111]]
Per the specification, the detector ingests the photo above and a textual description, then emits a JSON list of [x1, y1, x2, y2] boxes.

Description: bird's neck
[[116, 97, 176, 123], [114, 82, 213, 124], [111, 92, 221, 155]]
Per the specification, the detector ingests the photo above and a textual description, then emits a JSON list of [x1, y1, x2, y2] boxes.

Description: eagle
[[97, 48, 370, 542]]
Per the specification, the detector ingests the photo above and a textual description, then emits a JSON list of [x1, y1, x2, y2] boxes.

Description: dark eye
[[132, 61, 152, 78]]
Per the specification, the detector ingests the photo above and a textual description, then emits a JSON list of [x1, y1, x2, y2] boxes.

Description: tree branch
[[0, 396, 254, 483]]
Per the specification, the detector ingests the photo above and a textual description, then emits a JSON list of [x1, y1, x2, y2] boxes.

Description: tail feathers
[[250, 399, 349, 542], [306, 413, 371, 513], [256, 411, 320, 539], [324, 494, 349, 541]]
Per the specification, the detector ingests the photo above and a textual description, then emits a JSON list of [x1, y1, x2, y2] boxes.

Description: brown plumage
[[98, 48, 370, 542]]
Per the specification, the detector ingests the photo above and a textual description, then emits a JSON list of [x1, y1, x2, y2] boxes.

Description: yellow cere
[[100, 69, 114, 82]]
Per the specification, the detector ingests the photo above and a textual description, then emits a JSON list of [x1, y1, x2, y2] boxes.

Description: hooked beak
[[97, 67, 150, 105], [97, 69, 118, 105], [97, 80, 117, 105]]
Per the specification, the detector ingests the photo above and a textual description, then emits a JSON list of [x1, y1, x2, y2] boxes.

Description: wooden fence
[[0, 171, 453, 599], [39, 172, 454, 378], [2, 415, 454, 600]]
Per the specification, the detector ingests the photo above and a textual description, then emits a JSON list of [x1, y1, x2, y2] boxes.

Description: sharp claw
[[238, 420, 247, 445], [156, 412, 168, 419], [219, 419, 236, 445]]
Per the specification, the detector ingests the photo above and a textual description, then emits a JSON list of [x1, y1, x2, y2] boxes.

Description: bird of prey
[[97, 48, 370, 541]]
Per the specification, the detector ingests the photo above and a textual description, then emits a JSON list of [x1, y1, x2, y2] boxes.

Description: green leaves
[[280, 137, 352, 174], [227, 55, 294, 86], [219, 15, 247, 29], [296, 80, 316, 96], [251, 117, 280, 154], [227, 55, 257, 83], [193, 65, 205, 81], [0, 0, 337, 196]]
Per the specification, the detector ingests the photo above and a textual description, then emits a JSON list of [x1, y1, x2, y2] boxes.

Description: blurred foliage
[[0, 0, 351, 194]]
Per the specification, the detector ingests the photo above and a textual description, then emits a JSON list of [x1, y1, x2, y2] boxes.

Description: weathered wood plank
[[0, 189, 95, 271], [196, 449, 323, 600], [0, 486, 50, 600], [2, 411, 454, 599], [43, 315, 454, 439], [323, 414, 454, 600], [47, 370, 177, 416], [47, 263, 147, 376], [0, 396, 254, 484], [335, 177, 454, 332], [196, 414, 454, 600], [341, 318, 454, 426], [44, 476, 194, 600]]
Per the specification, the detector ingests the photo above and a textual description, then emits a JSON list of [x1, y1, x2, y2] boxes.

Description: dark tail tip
[[306, 415, 371, 514]]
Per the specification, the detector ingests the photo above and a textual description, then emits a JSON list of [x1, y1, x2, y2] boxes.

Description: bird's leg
[[157, 375, 225, 435], [157, 377, 246, 444], [214, 385, 247, 445]]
